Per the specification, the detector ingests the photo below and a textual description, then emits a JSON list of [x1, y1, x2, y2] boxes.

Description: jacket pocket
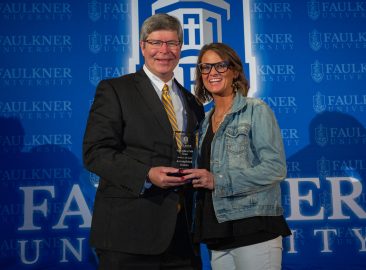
[[225, 124, 251, 168]]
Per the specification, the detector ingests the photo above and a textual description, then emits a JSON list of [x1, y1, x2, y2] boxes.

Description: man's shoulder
[[110, 70, 141, 82], [101, 70, 145, 86], [174, 80, 194, 98], [176, 83, 204, 117]]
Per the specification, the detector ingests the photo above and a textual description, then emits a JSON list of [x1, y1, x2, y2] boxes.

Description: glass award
[[171, 131, 197, 176]]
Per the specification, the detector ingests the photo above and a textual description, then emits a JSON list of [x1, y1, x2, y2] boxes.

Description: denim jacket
[[196, 93, 287, 223]]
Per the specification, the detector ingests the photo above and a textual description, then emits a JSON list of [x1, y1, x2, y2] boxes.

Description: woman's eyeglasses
[[197, 61, 230, 74]]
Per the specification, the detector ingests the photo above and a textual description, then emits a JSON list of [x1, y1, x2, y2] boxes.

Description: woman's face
[[199, 50, 238, 98]]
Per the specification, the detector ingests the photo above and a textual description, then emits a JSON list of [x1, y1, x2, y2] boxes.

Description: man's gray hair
[[140, 13, 183, 42]]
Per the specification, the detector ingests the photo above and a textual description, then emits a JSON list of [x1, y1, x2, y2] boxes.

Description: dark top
[[193, 117, 291, 251]]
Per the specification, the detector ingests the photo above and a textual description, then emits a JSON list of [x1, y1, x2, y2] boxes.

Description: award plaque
[[170, 131, 197, 176]]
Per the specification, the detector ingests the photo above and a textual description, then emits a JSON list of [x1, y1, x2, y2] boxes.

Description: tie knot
[[162, 84, 169, 93]]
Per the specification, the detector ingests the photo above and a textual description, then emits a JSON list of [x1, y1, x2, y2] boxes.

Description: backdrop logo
[[317, 156, 330, 177], [0, 35, 72, 54], [257, 64, 295, 83], [260, 96, 297, 114], [89, 63, 126, 86], [129, 0, 256, 101], [88, 0, 101, 21], [281, 128, 300, 146], [251, 1, 292, 19], [307, 0, 320, 20], [15, 184, 92, 265], [313, 91, 366, 113], [313, 91, 326, 113], [88, 0, 129, 21], [0, 100, 72, 120], [311, 60, 366, 82], [0, 67, 72, 86], [315, 124, 366, 146], [253, 32, 294, 51], [89, 31, 130, 54], [88, 32, 102, 53], [89, 64, 102, 86], [309, 29, 322, 51], [286, 161, 301, 178], [317, 156, 366, 178], [307, 0, 366, 20], [311, 60, 324, 82], [315, 124, 328, 146], [1, 167, 73, 187], [0, 2, 72, 21], [309, 29, 366, 51], [0, 134, 73, 152]]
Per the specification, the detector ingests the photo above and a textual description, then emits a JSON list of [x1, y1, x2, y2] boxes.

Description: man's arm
[[83, 79, 150, 196]]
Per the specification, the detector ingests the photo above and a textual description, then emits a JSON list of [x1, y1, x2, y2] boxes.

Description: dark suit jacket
[[83, 69, 204, 255]]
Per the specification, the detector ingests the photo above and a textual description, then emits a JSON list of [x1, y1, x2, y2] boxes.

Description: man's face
[[140, 30, 181, 82]]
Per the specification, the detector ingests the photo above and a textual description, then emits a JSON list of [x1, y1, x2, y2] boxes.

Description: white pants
[[210, 236, 283, 270]]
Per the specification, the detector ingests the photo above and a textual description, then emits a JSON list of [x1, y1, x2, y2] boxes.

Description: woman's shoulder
[[241, 97, 275, 119], [242, 96, 268, 108]]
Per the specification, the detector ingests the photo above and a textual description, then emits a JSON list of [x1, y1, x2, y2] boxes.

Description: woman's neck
[[213, 93, 235, 115], [211, 92, 235, 133]]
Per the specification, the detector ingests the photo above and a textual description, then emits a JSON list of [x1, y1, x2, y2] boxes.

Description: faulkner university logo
[[309, 29, 322, 51], [88, 0, 101, 21], [89, 31, 102, 53], [307, 0, 320, 20], [313, 91, 326, 113]]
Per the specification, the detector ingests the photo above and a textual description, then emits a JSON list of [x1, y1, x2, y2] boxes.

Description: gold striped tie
[[161, 84, 182, 150]]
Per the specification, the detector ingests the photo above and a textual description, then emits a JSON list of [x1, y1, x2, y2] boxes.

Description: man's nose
[[159, 43, 170, 52]]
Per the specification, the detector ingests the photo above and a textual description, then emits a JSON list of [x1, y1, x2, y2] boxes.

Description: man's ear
[[140, 41, 145, 56]]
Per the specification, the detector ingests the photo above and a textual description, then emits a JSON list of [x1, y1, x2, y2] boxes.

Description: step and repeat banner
[[1, 0, 365, 269]]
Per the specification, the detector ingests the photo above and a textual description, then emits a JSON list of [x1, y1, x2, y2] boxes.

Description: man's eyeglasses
[[144, 39, 181, 49], [198, 61, 230, 74]]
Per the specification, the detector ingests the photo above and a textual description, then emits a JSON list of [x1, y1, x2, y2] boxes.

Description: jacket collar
[[207, 93, 247, 116], [202, 93, 248, 131], [229, 92, 247, 114]]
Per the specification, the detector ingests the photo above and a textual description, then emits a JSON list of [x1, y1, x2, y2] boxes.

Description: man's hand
[[147, 167, 187, 189]]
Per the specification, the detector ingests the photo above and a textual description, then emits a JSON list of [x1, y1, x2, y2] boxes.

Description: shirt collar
[[143, 65, 174, 92]]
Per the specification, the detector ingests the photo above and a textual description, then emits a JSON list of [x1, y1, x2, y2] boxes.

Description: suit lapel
[[175, 79, 199, 133], [134, 70, 173, 137]]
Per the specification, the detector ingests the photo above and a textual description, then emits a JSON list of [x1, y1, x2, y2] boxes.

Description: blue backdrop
[[1, 0, 365, 269]]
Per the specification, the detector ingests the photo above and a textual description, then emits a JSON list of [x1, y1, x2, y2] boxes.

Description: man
[[83, 13, 204, 269]]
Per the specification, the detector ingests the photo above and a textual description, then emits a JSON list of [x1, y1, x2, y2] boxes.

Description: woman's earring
[[232, 80, 238, 92], [202, 85, 211, 99]]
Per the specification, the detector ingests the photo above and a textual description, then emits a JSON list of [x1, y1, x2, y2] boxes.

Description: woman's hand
[[182, 169, 215, 190]]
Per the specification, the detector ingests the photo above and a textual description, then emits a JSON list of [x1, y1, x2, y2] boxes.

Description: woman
[[182, 43, 291, 270]]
